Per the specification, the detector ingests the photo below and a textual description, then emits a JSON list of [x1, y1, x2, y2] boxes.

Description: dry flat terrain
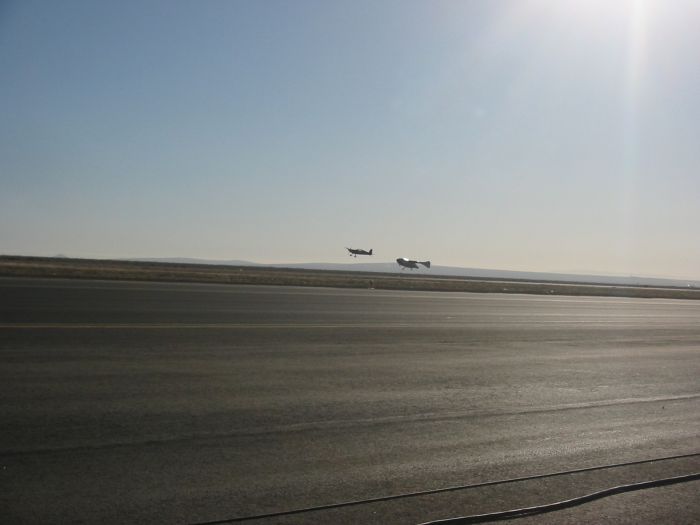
[[1, 277, 698, 524], [1, 255, 699, 300]]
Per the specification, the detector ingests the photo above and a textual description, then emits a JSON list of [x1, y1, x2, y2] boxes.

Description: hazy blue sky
[[2, 1, 699, 278]]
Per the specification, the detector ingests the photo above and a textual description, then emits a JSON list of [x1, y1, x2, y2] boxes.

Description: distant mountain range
[[126, 257, 698, 289]]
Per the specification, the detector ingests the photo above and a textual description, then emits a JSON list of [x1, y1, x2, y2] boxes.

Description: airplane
[[346, 247, 373, 257], [396, 258, 431, 270]]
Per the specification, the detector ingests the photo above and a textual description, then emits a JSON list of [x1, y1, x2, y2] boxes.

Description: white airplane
[[396, 258, 430, 270], [346, 247, 373, 257]]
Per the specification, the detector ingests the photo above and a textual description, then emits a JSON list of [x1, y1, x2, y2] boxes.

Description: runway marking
[[3, 280, 699, 305], [3, 394, 699, 457], [0, 323, 425, 329], [1, 319, 699, 329], [215, 394, 700, 439]]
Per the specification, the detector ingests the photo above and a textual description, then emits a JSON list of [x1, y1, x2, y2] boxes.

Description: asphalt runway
[[1, 277, 699, 524]]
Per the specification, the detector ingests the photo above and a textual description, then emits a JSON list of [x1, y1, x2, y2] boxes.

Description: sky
[[1, 0, 699, 279]]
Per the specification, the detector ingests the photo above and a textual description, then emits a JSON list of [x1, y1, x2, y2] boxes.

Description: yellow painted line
[[0, 320, 697, 329], [0, 323, 378, 329], [0, 323, 427, 329]]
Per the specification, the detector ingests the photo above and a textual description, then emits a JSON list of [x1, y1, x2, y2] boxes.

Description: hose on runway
[[189, 452, 700, 524], [418, 471, 700, 524]]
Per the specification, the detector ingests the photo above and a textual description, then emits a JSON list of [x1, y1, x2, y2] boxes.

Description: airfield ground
[[1, 255, 699, 300], [1, 277, 698, 524]]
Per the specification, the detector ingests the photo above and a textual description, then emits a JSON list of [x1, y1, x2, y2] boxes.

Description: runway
[[1, 278, 699, 523]]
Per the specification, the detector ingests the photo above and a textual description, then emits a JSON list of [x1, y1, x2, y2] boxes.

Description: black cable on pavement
[[418, 471, 700, 524], [189, 452, 700, 524]]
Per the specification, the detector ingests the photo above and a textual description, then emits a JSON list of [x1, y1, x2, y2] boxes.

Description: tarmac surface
[[1, 277, 699, 524]]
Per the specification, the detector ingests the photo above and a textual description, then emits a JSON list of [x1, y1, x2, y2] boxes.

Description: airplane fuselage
[[396, 258, 430, 270], [347, 248, 372, 257]]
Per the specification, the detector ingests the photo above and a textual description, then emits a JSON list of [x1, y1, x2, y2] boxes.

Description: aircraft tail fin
[[419, 261, 431, 268], [369, 249, 373, 255]]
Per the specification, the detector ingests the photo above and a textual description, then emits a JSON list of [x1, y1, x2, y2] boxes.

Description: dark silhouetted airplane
[[396, 258, 430, 270], [346, 247, 373, 257]]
